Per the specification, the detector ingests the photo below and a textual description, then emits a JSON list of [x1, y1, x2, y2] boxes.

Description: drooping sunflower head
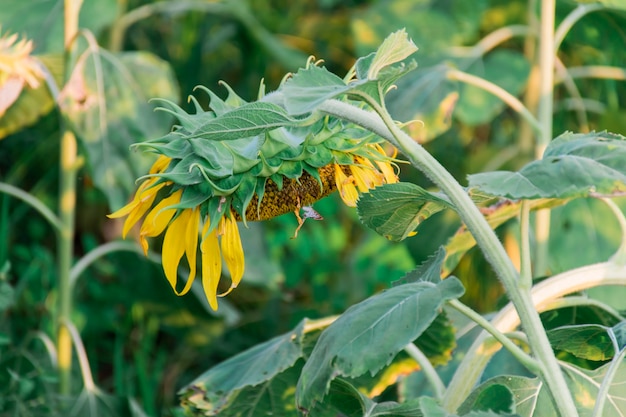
[[109, 84, 398, 310]]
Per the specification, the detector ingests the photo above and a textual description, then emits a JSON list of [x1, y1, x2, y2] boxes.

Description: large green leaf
[[455, 50, 530, 126], [61, 49, 179, 209], [180, 320, 306, 415], [0, 0, 119, 53], [548, 198, 624, 274], [547, 324, 618, 362], [282, 30, 417, 115], [282, 65, 352, 115], [357, 183, 453, 241], [468, 131, 626, 199], [189, 102, 302, 140], [460, 358, 626, 416], [327, 378, 424, 417], [296, 278, 465, 412], [394, 246, 447, 285]]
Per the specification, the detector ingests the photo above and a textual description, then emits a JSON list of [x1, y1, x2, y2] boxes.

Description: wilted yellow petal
[[220, 213, 244, 290], [150, 155, 171, 174], [376, 160, 398, 184], [107, 178, 153, 219], [350, 164, 377, 192], [181, 207, 200, 295], [140, 189, 182, 254], [162, 209, 196, 295], [334, 164, 358, 207], [121, 182, 168, 238], [201, 219, 221, 310]]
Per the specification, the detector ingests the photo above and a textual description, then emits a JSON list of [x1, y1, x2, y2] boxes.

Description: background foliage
[[1, 0, 625, 415]]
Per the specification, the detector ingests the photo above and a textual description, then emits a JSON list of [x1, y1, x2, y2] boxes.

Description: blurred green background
[[1, 0, 625, 415]]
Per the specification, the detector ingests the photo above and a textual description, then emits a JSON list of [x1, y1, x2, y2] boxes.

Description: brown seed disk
[[237, 164, 342, 221]]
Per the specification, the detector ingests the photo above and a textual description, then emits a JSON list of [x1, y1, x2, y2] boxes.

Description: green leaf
[[296, 278, 465, 412], [547, 324, 615, 361], [0, 281, 15, 313], [363, 29, 419, 80], [180, 320, 306, 414], [469, 131, 626, 199], [62, 50, 179, 210], [357, 183, 453, 241], [464, 383, 516, 414], [394, 246, 446, 285], [189, 102, 301, 140], [282, 65, 351, 115], [0, 0, 119, 53], [462, 359, 626, 417], [455, 51, 530, 126]]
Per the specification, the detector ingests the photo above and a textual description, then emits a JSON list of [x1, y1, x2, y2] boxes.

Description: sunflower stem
[[57, 0, 82, 396], [317, 98, 578, 416]]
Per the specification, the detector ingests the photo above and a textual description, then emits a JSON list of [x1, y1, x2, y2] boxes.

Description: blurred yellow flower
[[0, 29, 45, 117]]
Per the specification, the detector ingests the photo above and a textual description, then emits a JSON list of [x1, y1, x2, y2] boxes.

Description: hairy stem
[[317, 98, 578, 416], [444, 261, 626, 412]]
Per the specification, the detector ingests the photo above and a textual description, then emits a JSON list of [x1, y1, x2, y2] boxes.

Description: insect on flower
[[108, 79, 399, 310]]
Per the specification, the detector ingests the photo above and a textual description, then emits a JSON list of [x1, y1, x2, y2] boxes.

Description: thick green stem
[[520, 201, 532, 289], [57, 129, 78, 396], [533, 0, 556, 278], [317, 99, 578, 416], [443, 261, 626, 412], [58, 0, 82, 396]]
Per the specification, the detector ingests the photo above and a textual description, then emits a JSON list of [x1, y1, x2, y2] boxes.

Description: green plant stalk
[[443, 261, 626, 411], [558, 66, 626, 83], [403, 343, 445, 400], [520, 201, 532, 290], [592, 348, 626, 417], [58, 0, 82, 396], [447, 300, 539, 373], [533, 0, 556, 278], [554, 4, 605, 52], [446, 69, 542, 136], [317, 98, 579, 416], [57, 129, 78, 396], [0, 183, 62, 233]]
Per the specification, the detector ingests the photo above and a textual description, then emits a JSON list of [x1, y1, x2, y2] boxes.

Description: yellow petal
[[201, 219, 221, 310], [139, 190, 182, 253], [334, 164, 358, 207], [107, 179, 152, 219], [121, 182, 167, 238], [181, 207, 200, 295], [376, 160, 398, 184], [220, 213, 244, 290], [162, 208, 195, 295], [350, 165, 374, 192], [150, 155, 171, 174]]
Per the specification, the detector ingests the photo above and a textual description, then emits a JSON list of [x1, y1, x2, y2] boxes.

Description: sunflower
[[108, 85, 398, 310], [0, 28, 44, 117]]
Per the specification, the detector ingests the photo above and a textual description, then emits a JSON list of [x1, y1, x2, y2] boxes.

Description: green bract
[[134, 79, 394, 230]]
